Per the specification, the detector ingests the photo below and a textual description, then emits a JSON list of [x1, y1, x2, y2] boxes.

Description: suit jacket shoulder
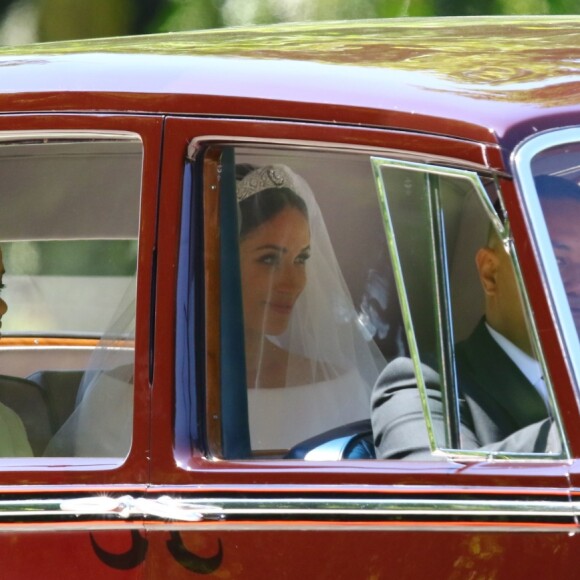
[[455, 318, 547, 444]]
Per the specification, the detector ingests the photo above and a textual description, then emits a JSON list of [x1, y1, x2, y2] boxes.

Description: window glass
[[207, 146, 563, 462], [2, 239, 137, 336], [530, 141, 580, 344], [213, 146, 405, 459], [373, 159, 563, 459], [0, 134, 141, 461]]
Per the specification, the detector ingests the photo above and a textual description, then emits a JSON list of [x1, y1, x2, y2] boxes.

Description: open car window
[[0, 132, 142, 462], [181, 144, 406, 460], [176, 143, 567, 462]]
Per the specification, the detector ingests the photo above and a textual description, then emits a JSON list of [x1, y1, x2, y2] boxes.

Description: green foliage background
[[0, 0, 578, 44]]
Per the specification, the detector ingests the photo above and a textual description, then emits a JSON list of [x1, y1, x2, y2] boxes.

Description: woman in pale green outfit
[[0, 247, 33, 457]]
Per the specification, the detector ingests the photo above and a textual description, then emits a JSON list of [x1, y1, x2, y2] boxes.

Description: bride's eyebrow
[[254, 244, 311, 254], [254, 244, 286, 253]]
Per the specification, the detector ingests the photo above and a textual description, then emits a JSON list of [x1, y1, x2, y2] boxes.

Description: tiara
[[236, 165, 295, 202]]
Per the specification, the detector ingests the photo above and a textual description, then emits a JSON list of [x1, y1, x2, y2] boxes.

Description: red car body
[[0, 16, 579, 578]]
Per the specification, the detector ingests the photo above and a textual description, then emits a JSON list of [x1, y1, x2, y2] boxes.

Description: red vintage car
[[0, 15, 579, 578]]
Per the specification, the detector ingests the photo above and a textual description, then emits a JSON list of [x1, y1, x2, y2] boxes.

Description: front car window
[[514, 127, 580, 419], [0, 133, 142, 462], [525, 135, 580, 341], [373, 157, 565, 460]]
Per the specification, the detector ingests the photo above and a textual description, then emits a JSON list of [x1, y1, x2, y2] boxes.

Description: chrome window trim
[[0, 494, 575, 526], [512, 127, 580, 455], [0, 522, 574, 534], [371, 158, 439, 452]]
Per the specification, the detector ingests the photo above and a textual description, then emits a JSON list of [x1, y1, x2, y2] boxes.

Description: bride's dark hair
[[236, 164, 308, 239], [239, 187, 308, 239]]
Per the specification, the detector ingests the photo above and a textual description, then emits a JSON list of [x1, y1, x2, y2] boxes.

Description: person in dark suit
[[371, 202, 562, 459]]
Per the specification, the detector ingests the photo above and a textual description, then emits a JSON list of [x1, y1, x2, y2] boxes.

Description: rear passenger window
[[0, 133, 142, 461]]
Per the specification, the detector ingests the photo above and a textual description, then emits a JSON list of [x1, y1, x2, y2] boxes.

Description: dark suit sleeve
[[371, 357, 561, 460], [370, 357, 461, 460], [473, 418, 561, 455]]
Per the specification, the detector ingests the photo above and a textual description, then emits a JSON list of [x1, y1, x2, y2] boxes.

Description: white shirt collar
[[485, 322, 549, 406]]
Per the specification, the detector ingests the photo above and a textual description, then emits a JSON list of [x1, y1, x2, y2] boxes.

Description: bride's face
[[240, 207, 310, 337]]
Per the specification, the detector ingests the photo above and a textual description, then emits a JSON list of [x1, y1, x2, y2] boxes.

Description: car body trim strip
[[0, 495, 575, 523]]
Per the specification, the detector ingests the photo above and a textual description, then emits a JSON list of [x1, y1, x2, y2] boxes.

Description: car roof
[[0, 16, 578, 150]]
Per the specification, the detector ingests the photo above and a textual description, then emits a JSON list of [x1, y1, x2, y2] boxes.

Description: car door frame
[[151, 116, 575, 494]]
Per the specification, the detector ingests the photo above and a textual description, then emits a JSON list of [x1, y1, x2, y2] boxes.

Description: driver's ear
[[475, 247, 500, 296]]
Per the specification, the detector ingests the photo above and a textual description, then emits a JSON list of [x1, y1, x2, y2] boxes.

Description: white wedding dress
[[248, 368, 370, 451]]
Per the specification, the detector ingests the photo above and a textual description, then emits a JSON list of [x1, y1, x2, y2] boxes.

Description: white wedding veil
[[44, 277, 135, 457], [237, 164, 387, 450]]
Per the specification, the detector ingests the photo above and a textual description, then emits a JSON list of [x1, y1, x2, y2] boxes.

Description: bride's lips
[[267, 302, 294, 316]]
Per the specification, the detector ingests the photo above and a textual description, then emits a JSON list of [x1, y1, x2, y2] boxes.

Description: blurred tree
[[0, 0, 17, 17], [433, 0, 504, 16], [497, 0, 550, 13], [550, 0, 580, 10], [38, 0, 135, 41], [221, 0, 286, 25], [151, 0, 224, 32], [150, 0, 580, 30], [133, 0, 168, 34], [34, 0, 227, 41], [288, 0, 377, 21], [35, 0, 165, 41], [1, 0, 579, 44], [376, 0, 436, 17]]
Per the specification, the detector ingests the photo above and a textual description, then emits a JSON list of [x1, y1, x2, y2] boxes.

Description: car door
[[0, 114, 162, 579], [511, 125, 580, 525], [147, 117, 577, 578]]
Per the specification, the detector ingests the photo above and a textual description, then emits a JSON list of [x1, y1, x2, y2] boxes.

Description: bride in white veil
[[237, 164, 386, 450]]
